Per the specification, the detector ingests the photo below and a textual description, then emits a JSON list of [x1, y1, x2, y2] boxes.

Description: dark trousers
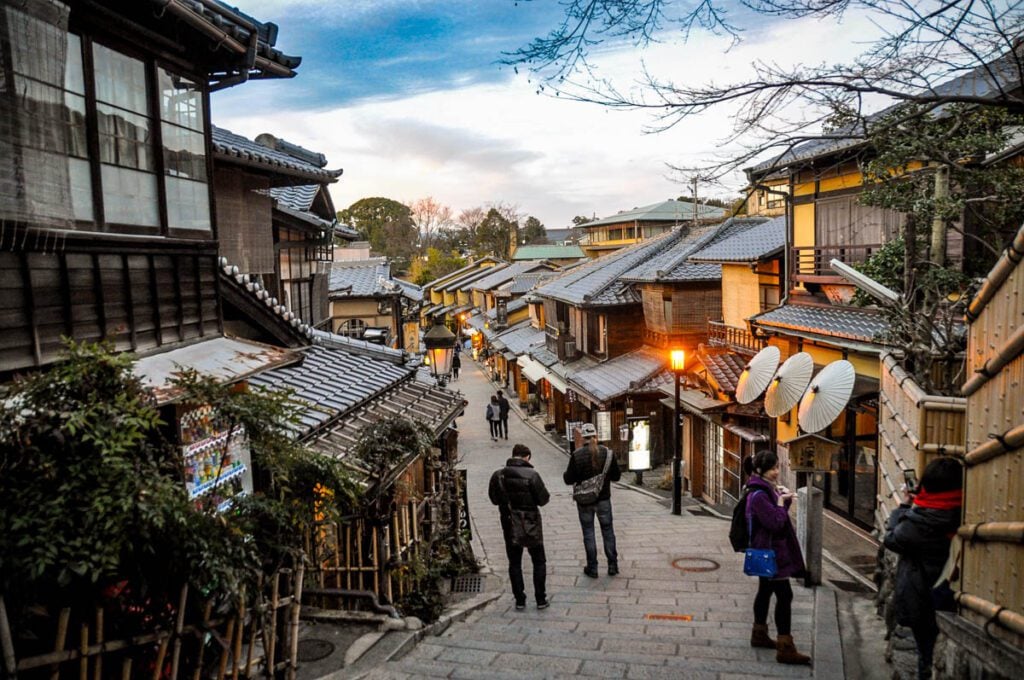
[[911, 618, 940, 680], [754, 577, 793, 635], [504, 537, 546, 604], [489, 420, 501, 438], [499, 416, 509, 439], [577, 499, 618, 571]]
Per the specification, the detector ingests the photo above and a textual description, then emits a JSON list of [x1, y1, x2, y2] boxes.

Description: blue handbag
[[743, 499, 778, 578]]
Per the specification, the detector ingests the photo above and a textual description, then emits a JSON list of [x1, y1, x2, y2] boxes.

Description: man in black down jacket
[[564, 423, 622, 577], [488, 444, 551, 609], [883, 457, 963, 680]]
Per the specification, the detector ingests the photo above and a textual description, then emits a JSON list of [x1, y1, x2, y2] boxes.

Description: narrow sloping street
[[363, 360, 843, 679]]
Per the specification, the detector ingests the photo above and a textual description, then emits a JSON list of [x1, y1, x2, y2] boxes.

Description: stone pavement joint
[[361, 361, 846, 679]]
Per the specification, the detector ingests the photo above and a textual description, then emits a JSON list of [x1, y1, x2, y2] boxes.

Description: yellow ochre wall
[[722, 265, 762, 328]]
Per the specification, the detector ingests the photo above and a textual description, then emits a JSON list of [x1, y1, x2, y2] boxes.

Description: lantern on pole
[[423, 316, 457, 386], [669, 349, 686, 515]]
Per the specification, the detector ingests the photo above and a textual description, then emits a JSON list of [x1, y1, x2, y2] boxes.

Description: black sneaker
[[536, 599, 550, 610], [583, 568, 599, 578], [608, 565, 619, 576], [515, 601, 526, 610]]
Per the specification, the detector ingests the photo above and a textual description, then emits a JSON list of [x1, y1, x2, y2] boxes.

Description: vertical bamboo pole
[[266, 572, 280, 675], [120, 657, 132, 680], [50, 608, 70, 680], [231, 589, 245, 680], [0, 597, 17, 678], [216, 617, 235, 680], [93, 608, 103, 680], [78, 623, 88, 680], [244, 574, 261, 679], [191, 601, 212, 680], [286, 564, 305, 680], [344, 524, 352, 590], [169, 585, 188, 680], [152, 638, 170, 680]]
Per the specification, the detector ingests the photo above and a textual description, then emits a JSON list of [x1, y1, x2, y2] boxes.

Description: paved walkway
[[364, 361, 843, 679]]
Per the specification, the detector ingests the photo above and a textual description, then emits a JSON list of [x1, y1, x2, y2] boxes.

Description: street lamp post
[[670, 349, 686, 515], [424, 316, 457, 387]]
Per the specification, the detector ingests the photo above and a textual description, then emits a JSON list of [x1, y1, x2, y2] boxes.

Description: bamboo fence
[[0, 566, 304, 680], [957, 226, 1024, 647], [876, 352, 966, 529]]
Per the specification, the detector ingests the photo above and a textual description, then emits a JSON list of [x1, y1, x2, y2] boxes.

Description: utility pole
[[692, 176, 698, 223]]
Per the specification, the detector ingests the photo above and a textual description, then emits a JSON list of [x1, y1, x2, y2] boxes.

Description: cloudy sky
[[213, 1, 879, 229]]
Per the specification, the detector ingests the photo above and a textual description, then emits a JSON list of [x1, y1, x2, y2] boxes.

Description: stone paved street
[[362, 360, 843, 679]]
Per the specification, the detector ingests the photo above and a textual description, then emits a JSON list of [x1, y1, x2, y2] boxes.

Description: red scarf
[[913, 488, 962, 510]]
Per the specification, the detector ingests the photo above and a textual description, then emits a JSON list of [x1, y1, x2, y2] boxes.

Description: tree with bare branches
[[410, 197, 455, 254]]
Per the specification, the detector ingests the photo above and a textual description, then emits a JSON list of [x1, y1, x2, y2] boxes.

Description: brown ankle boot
[[751, 624, 776, 649], [776, 634, 811, 665]]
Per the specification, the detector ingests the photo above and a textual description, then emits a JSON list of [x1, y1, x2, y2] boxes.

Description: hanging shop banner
[[627, 417, 652, 471], [596, 410, 612, 441], [458, 468, 471, 539], [179, 405, 254, 512]]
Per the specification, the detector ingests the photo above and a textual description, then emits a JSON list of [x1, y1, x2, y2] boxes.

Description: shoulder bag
[[743, 494, 778, 578], [572, 447, 613, 506]]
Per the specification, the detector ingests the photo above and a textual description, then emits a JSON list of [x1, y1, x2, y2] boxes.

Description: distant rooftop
[[584, 199, 726, 228], [512, 244, 585, 261]]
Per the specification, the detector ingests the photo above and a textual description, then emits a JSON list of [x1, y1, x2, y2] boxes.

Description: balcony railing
[[708, 320, 764, 356], [791, 244, 881, 279]]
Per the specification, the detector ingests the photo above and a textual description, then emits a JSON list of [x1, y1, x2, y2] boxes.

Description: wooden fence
[[0, 567, 303, 680], [876, 353, 966, 530]]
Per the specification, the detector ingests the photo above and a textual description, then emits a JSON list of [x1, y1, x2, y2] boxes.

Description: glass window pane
[[64, 34, 85, 94], [92, 43, 148, 114], [165, 177, 210, 231], [97, 104, 154, 171], [161, 123, 206, 180], [64, 92, 88, 158], [158, 68, 205, 131], [101, 165, 159, 226], [69, 157, 93, 221]]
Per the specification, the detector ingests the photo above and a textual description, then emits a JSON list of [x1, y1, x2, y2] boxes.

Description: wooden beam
[[148, 254, 162, 346], [91, 253, 107, 339], [173, 255, 184, 341], [194, 255, 205, 337], [19, 252, 41, 366], [122, 254, 137, 351]]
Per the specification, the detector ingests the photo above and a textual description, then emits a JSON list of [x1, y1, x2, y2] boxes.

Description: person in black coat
[[883, 456, 963, 680], [563, 423, 621, 577], [496, 390, 511, 440], [488, 444, 551, 609]]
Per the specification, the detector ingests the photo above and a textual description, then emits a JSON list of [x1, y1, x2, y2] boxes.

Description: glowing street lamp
[[670, 349, 686, 516], [423, 316, 457, 386]]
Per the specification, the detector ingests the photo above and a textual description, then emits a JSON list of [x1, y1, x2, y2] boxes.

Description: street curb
[[822, 547, 878, 593], [813, 585, 846, 679]]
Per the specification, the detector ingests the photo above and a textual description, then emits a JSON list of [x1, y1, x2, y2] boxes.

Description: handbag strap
[[600, 447, 613, 475], [746, 489, 764, 548]]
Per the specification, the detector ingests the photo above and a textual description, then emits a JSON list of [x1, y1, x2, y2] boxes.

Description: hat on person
[[580, 423, 598, 438]]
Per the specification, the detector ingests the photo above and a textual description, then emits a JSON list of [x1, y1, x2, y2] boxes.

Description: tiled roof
[[620, 223, 723, 283], [506, 272, 554, 294], [328, 259, 391, 297], [310, 329, 405, 363], [423, 257, 504, 291], [179, 1, 301, 75], [485, 297, 527, 320], [211, 127, 342, 182], [751, 303, 889, 344], [217, 256, 313, 342], [394, 278, 423, 303], [275, 203, 334, 231], [584, 199, 726, 228], [247, 345, 414, 433], [698, 346, 747, 394], [438, 264, 508, 293], [534, 229, 687, 306], [530, 347, 559, 368], [687, 216, 787, 263], [491, 321, 544, 356], [268, 185, 320, 211], [310, 379, 466, 463], [749, 49, 1024, 175], [567, 347, 667, 404], [512, 244, 585, 260], [469, 262, 532, 291]]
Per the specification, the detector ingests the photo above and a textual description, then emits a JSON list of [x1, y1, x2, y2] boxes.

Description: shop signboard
[[627, 417, 652, 471], [596, 411, 612, 441]]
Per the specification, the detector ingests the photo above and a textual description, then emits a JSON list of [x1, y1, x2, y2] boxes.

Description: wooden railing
[[791, 244, 882, 278], [707, 321, 764, 356]]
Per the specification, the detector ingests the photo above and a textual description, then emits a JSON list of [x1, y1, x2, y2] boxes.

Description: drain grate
[[296, 638, 335, 663], [671, 557, 720, 573], [451, 574, 486, 594]]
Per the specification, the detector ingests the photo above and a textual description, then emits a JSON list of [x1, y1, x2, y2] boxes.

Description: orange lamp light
[[670, 349, 686, 372]]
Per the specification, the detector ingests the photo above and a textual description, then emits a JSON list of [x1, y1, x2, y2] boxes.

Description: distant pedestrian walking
[[564, 423, 621, 577], [883, 457, 962, 680], [742, 450, 811, 665], [486, 396, 500, 441], [496, 390, 511, 440], [452, 351, 461, 380], [488, 444, 550, 610]]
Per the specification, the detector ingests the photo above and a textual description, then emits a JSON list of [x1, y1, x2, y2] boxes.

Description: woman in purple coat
[[743, 450, 811, 665]]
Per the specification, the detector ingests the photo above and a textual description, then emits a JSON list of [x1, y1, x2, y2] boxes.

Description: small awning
[[134, 336, 298, 405], [659, 389, 729, 420], [543, 369, 568, 393], [518, 355, 547, 383]]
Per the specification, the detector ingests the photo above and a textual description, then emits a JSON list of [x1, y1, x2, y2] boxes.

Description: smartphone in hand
[[903, 468, 919, 494]]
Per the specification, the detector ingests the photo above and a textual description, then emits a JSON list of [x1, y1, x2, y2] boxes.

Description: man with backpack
[[564, 423, 621, 577], [488, 444, 550, 610]]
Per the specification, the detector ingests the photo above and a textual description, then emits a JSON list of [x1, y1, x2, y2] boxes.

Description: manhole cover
[[451, 574, 485, 593], [297, 638, 335, 663], [671, 557, 720, 572]]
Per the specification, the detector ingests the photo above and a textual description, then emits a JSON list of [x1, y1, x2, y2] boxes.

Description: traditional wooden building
[[510, 244, 585, 266], [420, 256, 503, 325], [326, 257, 421, 352]]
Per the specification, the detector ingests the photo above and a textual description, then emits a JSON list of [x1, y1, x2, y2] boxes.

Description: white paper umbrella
[[798, 360, 856, 433], [764, 352, 814, 418], [735, 345, 781, 404]]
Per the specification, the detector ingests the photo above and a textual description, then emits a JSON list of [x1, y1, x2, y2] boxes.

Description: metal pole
[[672, 371, 682, 515]]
